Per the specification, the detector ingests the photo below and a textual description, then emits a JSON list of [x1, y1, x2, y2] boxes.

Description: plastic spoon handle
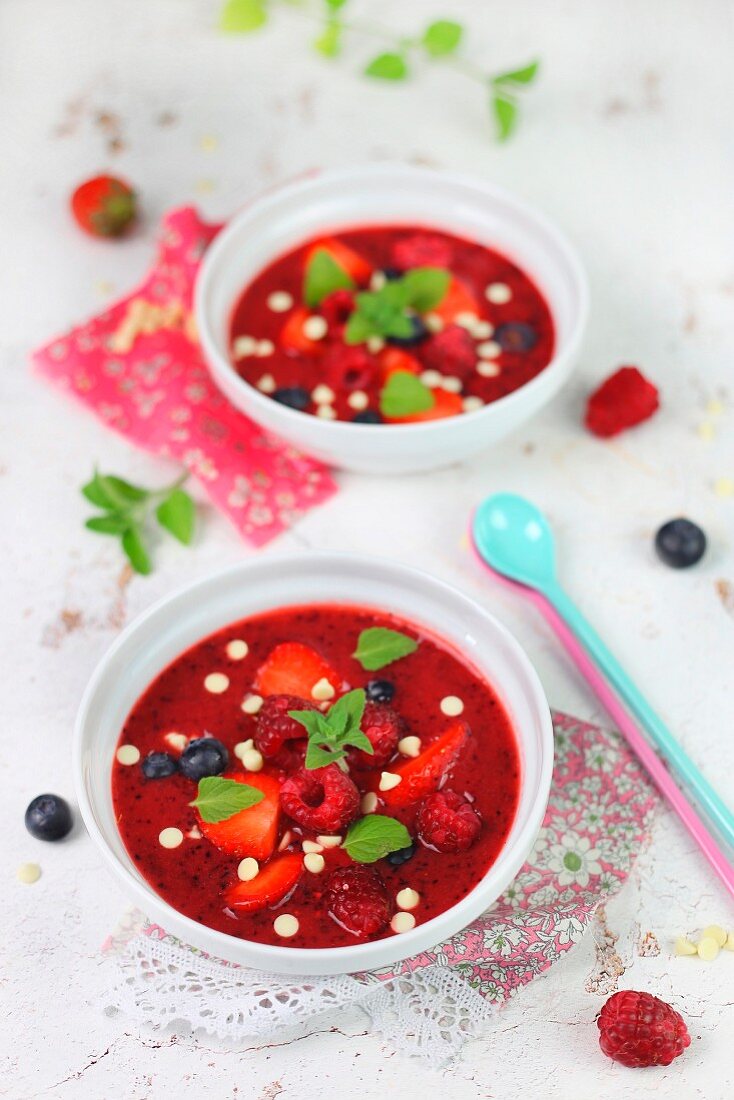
[[545, 581, 734, 851]]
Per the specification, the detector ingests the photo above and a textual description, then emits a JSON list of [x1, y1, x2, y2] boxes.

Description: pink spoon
[[469, 528, 734, 902]]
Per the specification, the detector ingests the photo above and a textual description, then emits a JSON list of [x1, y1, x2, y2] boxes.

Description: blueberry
[[386, 844, 415, 867], [366, 679, 395, 704], [352, 410, 382, 424], [179, 737, 229, 781], [141, 751, 178, 779], [387, 315, 428, 348], [25, 794, 73, 841], [495, 322, 537, 353], [273, 387, 310, 411], [381, 267, 402, 281], [655, 518, 706, 569]]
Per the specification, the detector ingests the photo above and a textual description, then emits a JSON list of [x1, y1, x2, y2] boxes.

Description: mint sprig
[[343, 814, 412, 863], [82, 469, 196, 575], [353, 626, 419, 671], [303, 247, 355, 308], [190, 776, 265, 823], [289, 688, 374, 770], [344, 267, 449, 346]]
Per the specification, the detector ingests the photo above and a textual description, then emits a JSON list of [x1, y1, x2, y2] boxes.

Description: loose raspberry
[[417, 789, 482, 853], [71, 175, 137, 238], [391, 233, 454, 271], [322, 344, 376, 392], [326, 865, 392, 937], [280, 764, 359, 833], [348, 702, 403, 769], [597, 990, 690, 1068], [585, 367, 659, 438], [320, 289, 355, 328], [254, 694, 316, 760], [422, 324, 476, 380]]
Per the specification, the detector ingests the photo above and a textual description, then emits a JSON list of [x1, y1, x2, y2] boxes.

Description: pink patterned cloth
[[32, 207, 336, 546]]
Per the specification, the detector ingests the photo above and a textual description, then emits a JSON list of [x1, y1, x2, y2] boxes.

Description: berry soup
[[112, 604, 521, 949], [228, 225, 555, 424]]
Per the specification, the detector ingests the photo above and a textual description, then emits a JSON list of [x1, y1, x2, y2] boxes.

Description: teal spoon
[[472, 492, 734, 851]]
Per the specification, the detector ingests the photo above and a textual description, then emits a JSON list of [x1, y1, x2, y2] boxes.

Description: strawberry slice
[[376, 721, 470, 808], [254, 642, 341, 700], [224, 852, 303, 913], [280, 307, 323, 355], [433, 277, 480, 323], [306, 238, 372, 285], [197, 772, 281, 861], [387, 388, 463, 424], [378, 347, 422, 379]]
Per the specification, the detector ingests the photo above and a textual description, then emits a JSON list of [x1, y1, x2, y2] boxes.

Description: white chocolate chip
[[273, 913, 299, 938], [477, 360, 501, 378], [267, 291, 293, 313], [302, 839, 324, 854], [697, 936, 720, 961], [116, 744, 140, 766], [425, 313, 444, 333], [186, 825, 202, 840], [164, 732, 188, 754], [702, 925, 727, 947], [455, 311, 479, 330], [316, 835, 342, 848], [367, 336, 385, 353], [674, 936, 697, 956], [316, 405, 337, 420], [485, 282, 512, 305], [226, 639, 249, 660], [278, 830, 293, 852], [347, 390, 369, 411], [477, 340, 501, 359], [379, 771, 402, 792], [724, 932, 734, 951], [257, 373, 276, 394], [440, 695, 464, 717], [303, 315, 328, 341], [233, 335, 257, 359], [237, 857, 259, 881], [204, 672, 230, 695], [255, 339, 275, 357], [419, 369, 443, 388], [159, 827, 184, 849], [396, 887, 420, 911], [441, 376, 462, 393], [304, 852, 326, 874], [241, 748, 264, 772], [361, 791, 379, 814], [391, 911, 416, 934], [370, 272, 386, 291], [17, 863, 41, 884], [398, 736, 421, 758], [234, 739, 255, 760], [312, 384, 335, 405], [241, 694, 263, 715], [311, 677, 335, 701], [472, 320, 494, 340], [462, 396, 484, 413]]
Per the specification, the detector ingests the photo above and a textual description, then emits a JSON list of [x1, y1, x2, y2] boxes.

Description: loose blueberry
[[366, 679, 395, 704], [24, 794, 73, 842], [179, 737, 229, 781], [353, 410, 382, 424], [141, 751, 178, 780], [387, 314, 428, 348], [273, 387, 310, 411], [495, 322, 537, 353], [655, 518, 707, 569], [386, 843, 415, 867]]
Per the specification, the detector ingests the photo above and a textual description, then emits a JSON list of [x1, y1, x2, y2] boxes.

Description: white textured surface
[[1, 1, 733, 1096]]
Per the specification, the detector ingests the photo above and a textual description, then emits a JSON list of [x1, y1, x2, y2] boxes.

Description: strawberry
[[376, 721, 470, 808], [378, 347, 422, 379], [306, 238, 372, 285], [223, 852, 303, 913], [254, 642, 342, 700], [196, 772, 281, 861], [70, 175, 137, 238], [387, 388, 463, 424], [280, 307, 324, 355], [432, 277, 480, 324]]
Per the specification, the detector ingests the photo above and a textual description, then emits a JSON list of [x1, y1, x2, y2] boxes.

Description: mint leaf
[[156, 488, 195, 545], [305, 741, 343, 770], [344, 311, 376, 345], [304, 247, 355, 308], [326, 688, 366, 736], [379, 371, 435, 419], [82, 472, 148, 510], [423, 20, 463, 57], [314, 18, 341, 58], [85, 514, 130, 535], [289, 688, 373, 770], [492, 94, 517, 142], [190, 776, 265, 823], [401, 267, 450, 312], [121, 525, 152, 575], [352, 627, 419, 671], [493, 60, 539, 86], [365, 53, 408, 81], [219, 0, 268, 34], [324, 0, 347, 8], [343, 815, 412, 863]]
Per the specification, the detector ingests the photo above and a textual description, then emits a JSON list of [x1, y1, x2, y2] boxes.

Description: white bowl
[[195, 164, 588, 474], [74, 553, 553, 976]]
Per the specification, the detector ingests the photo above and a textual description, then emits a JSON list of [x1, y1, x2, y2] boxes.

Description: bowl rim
[[195, 162, 589, 437], [73, 551, 554, 973]]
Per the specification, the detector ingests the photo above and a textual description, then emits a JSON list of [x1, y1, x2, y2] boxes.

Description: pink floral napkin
[[32, 207, 336, 546]]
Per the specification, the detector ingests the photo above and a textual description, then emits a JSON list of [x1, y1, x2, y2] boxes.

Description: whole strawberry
[[71, 175, 137, 237], [597, 990, 691, 1068]]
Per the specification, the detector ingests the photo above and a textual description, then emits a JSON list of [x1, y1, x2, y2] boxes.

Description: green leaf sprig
[[82, 469, 196, 575], [219, 3, 540, 142], [352, 626, 419, 671], [289, 687, 374, 770], [344, 267, 450, 346], [190, 776, 265, 823], [342, 814, 412, 863]]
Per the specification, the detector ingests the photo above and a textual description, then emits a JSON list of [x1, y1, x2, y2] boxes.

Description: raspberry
[[585, 366, 659, 438], [254, 694, 316, 760], [280, 764, 359, 833], [348, 702, 403, 768], [597, 990, 691, 1068], [417, 789, 481, 853], [422, 324, 476, 380], [391, 233, 454, 271], [326, 865, 392, 937], [320, 289, 355, 328], [322, 344, 376, 392]]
